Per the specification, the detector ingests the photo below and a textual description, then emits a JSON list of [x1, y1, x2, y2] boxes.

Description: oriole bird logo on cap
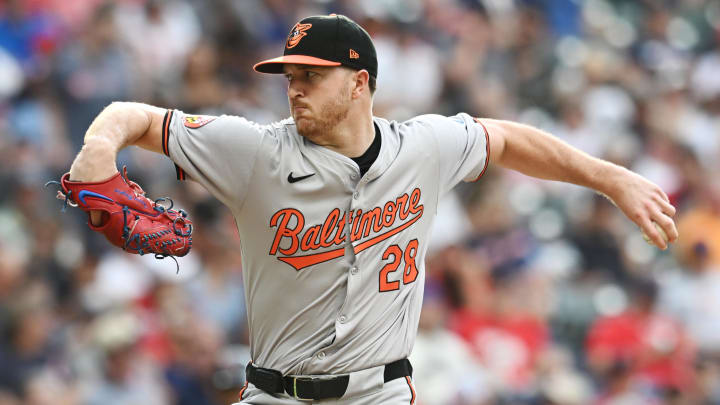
[[286, 23, 312, 49]]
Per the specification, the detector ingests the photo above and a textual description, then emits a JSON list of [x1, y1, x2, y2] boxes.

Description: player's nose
[[287, 80, 305, 99]]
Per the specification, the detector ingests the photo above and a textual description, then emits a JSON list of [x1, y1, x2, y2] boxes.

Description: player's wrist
[[69, 137, 119, 182], [591, 162, 629, 202]]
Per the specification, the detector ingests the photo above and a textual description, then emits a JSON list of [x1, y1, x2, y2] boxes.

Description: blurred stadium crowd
[[1, 0, 720, 404]]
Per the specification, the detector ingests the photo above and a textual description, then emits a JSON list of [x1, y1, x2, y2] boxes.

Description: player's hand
[[603, 168, 678, 250]]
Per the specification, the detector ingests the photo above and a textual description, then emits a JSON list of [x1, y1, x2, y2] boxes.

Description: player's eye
[[306, 71, 318, 79], [284, 74, 292, 82]]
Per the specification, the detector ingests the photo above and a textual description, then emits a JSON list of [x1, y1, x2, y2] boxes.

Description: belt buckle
[[292, 376, 314, 401]]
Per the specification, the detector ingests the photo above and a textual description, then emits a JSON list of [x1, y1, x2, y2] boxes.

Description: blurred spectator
[[114, 0, 201, 103], [79, 309, 168, 405], [164, 316, 226, 405], [659, 209, 720, 356], [0, 0, 63, 79], [0, 281, 62, 399], [179, 41, 227, 111], [374, 23, 443, 118], [409, 280, 493, 405], [674, 201, 720, 270], [568, 195, 628, 282], [53, 2, 134, 150], [586, 278, 696, 401], [535, 345, 594, 405], [1, 0, 720, 403], [184, 199, 247, 344], [446, 247, 550, 397]]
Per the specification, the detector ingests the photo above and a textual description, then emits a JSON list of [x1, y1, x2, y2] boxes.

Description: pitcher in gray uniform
[[67, 14, 678, 405]]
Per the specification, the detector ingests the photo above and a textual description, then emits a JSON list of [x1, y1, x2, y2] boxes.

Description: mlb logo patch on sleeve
[[184, 115, 217, 128]]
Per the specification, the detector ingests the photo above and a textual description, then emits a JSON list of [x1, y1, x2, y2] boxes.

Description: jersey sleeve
[[162, 109, 264, 208], [424, 113, 490, 194]]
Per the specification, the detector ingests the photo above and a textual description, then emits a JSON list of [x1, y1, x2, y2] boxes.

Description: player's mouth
[[293, 103, 310, 113]]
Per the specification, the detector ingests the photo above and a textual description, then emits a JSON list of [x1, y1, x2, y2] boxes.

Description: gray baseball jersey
[[161, 110, 489, 375]]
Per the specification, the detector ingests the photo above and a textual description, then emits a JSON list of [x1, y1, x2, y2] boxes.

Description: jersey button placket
[[339, 315, 347, 324], [317, 351, 326, 360], [353, 191, 359, 199], [350, 266, 358, 275]]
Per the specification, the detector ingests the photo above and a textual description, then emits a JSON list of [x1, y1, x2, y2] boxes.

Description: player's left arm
[[480, 118, 678, 250]]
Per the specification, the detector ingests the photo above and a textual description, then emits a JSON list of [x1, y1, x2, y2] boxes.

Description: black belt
[[245, 358, 412, 401]]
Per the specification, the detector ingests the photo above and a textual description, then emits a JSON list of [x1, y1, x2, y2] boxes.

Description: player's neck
[[325, 110, 375, 158]]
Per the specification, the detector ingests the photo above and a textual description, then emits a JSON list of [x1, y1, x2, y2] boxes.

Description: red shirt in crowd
[[586, 309, 695, 390]]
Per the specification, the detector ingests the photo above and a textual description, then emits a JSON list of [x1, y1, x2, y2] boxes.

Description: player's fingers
[[654, 211, 679, 243], [656, 196, 676, 217], [656, 187, 670, 203], [639, 216, 667, 250], [90, 210, 104, 227]]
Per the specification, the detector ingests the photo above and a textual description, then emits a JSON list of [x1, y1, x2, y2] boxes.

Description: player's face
[[284, 64, 354, 142]]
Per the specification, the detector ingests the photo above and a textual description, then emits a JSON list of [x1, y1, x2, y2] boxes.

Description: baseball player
[[63, 14, 678, 404]]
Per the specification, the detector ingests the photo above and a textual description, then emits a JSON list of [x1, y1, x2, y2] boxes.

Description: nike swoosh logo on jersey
[[287, 172, 315, 183]]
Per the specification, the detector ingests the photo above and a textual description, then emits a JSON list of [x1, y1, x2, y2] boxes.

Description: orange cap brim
[[253, 55, 342, 74]]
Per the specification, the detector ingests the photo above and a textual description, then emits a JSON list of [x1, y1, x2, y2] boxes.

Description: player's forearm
[[69, 102, 153, 182], [485, 119, 626, 197]]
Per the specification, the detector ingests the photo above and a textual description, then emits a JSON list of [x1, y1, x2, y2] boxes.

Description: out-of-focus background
[[1, 0, 719, 404]]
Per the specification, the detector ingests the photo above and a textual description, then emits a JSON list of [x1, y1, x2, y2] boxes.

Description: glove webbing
[[44, 181, 191, 273]]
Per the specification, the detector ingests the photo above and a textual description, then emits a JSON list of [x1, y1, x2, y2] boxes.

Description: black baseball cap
[[253, 14, 378, 79]]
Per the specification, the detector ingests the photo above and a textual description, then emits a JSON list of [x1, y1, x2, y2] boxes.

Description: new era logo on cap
[[253, 14, 378, 79]]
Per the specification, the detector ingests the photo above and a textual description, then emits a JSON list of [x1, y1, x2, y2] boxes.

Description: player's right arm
[[480, 118, 678, 249], [427, 113, 676, 250], [68, 102, 167, 226], [69, 102, 167, 182], [68, 102, 263, 226]]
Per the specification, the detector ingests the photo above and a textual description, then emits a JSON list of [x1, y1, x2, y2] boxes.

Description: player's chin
[[295, 117, 316, 135]]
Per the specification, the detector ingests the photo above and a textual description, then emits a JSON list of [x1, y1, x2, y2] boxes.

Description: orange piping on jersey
[[161, 109, 168, 155], [174, 164, 186, 181], [162, 109, 174, 156], [472, 118, 490, 182], [238, 381, 248, 399], [405, 376, 416, 405]]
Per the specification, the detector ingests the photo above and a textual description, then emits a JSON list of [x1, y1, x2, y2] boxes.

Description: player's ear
[[351, 69, 370, 99]]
